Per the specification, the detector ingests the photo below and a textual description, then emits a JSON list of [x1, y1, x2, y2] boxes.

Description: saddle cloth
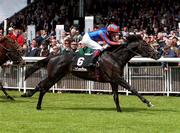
[[72, 54, 94, 72]]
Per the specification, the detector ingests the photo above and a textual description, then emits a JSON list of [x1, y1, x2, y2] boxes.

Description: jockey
[[80, 24, 121, 66]]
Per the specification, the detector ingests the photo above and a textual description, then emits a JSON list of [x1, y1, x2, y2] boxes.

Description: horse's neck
[[112, 49, 135, 66]]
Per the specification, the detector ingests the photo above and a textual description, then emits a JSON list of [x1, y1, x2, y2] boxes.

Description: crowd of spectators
[[0, 0, 179, 69]]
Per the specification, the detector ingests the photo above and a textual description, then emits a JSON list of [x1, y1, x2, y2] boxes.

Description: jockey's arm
[[100, 33, 120, 46]]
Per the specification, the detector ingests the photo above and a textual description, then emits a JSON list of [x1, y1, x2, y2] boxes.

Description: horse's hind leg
[[0, 81, 14, 100], [21, 85, 40, 97], [115, 77, 153, 107], [111, 83, 121, 112]]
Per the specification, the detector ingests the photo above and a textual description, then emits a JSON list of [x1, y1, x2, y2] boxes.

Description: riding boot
[[89, 50, 102, 67]]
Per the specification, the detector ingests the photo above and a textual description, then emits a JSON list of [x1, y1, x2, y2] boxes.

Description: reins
[[112, 40, 142, 57]]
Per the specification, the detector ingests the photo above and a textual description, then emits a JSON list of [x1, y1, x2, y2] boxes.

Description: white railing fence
[[0, 57, 180, 96]]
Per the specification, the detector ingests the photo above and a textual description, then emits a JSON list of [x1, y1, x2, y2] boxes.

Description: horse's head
[[0, 36, 25, 65], [126, 35, 161, 60]]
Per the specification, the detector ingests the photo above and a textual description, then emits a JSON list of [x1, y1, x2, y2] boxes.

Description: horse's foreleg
[[37, 88, 47, 110], [115, 77, 153, 107], [111, 83, 121, 112], [0, 82, 14, 100]]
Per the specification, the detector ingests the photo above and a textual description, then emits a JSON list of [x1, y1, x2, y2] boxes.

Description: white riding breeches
[[80, 33, 104, 51]]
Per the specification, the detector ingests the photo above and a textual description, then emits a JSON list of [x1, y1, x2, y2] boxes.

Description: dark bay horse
[[23, 35, 161, 112], [0, 36, 24, 100]]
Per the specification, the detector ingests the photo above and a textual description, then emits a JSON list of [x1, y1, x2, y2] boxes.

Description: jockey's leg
[[80, 33, 103, 50], [80, 33, 104, 67], [89, 49, 102, 67]]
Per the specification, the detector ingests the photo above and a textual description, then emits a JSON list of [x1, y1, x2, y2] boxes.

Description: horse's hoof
[[147, 102, 154, 108], [36, 106, 41, 110], [21, 92, 32, 97], [117, 108, 122, 112], [21, 93, 27, 97], [117, 110, 122, 112]]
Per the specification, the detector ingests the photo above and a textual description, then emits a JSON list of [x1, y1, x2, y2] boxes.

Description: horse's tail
[[25, 55, 56, 80]]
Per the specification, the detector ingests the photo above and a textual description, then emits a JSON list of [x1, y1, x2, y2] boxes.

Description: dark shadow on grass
[[45, 106, 116, 112], [123, 107, 179, 113], [0, 95, 34, 103], [44, 106, 179, 113]]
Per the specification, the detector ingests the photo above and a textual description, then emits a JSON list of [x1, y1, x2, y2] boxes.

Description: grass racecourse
[[0, 91, 180, 133]]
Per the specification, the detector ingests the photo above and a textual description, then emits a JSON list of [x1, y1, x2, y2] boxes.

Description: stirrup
[[89, 61, 99, 68], [89, 63, 96, 68]]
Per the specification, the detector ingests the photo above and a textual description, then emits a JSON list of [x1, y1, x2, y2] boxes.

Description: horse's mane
[[107, 35, 142, 53], [126, 35, 142, 43]]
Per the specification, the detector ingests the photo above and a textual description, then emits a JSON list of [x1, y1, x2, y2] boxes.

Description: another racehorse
[[23, 35, 161, 112], [0, 36, 24, 100]]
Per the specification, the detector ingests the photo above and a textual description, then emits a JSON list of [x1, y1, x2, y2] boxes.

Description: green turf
[[0, 91, 180, 133]]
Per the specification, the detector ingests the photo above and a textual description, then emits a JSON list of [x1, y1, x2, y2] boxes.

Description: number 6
[[77, 57, 85, 66]]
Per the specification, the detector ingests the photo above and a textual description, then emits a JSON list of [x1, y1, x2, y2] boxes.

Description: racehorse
[[23, 35, 161, 112], [0, 36, 24, 100]]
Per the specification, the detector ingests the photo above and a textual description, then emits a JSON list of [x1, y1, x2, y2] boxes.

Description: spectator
[[7, 27, 14, 36], [164, 36, 179, 58], [157, 32, 166, 49], [49, 38, 61, 53], [26, 39, 40, 57], [41, 30, 48, 40], [35, 31, 44, 46], [61, 38, 72, 54], [162, 36, 179, 70], [122, 27, 128, 37], [66, 26, 78, 40], [0, 27, 3, 37], [75, 28, 83, 42], [39, 41, 49, 57], [70, 40, 78, 52], [50, 46, 60, 56]]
